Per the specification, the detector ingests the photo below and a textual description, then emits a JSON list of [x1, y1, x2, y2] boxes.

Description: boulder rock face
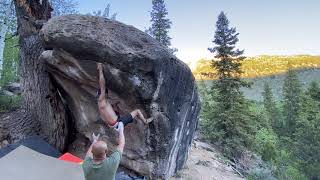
[[40, 15, 200, 179]]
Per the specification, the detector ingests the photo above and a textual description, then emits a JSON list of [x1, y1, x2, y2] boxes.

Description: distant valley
[[193, 55, 320, 101]]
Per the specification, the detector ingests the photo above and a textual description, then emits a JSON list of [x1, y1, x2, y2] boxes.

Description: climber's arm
[[98, 63, 106, 99], [116, 122, 125, 153], [97, 63, 118, 126]]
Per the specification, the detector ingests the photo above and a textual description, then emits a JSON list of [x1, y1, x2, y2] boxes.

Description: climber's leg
[[116, 109, 152, 127], [130, 109, 153, 124], [97, 63, 118, 127]]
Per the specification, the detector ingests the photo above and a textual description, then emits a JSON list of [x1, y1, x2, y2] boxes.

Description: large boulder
[[40, 15, 200, 179]]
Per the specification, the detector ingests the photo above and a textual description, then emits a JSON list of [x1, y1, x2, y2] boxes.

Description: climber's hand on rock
[[115, 122, 124, 133], [92, 133, 100, 143]]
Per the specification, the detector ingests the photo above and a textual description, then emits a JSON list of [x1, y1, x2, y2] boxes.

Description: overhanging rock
[[40, 14, 200, 179]]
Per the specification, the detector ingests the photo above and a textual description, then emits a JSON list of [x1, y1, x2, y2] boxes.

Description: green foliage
[[248, 101, 268, 130], [0, 95, 22, 112], [274, 149, 291, 177], [267, 81, 319, 179], [203, 96, 254, 157], [293, 91, 320, 179], [199, 76, 318, 179], [197, 12, 318, 180], [0, 33, 19, 86], [263, 83, 275, 126], [262, 82, 283, 134], [273, 150, 303, 180], [199, 82, 216, 134], [284, 166, 308, 180], [254, 128, 277, 162], [0, 0, 17, 32], [282, 68, 302, 136], [197, 80, 215, 103], [147, 0, 176, 53], [306, 81, 320, 102], [248, 164, 277, 180], [203, 11, 254, 158]]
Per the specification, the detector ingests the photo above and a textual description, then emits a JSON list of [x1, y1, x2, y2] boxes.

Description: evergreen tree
[[89, 4, 117, 20], [254, 128, 278, 162], [282, 68, 302, 136], [205, 11, 253, 158], [147, 0, 177, 53], [1, 0, 77, 81], [294, 92, 320, 179], [0, 0, 17, 73], [306, 81, 320, 102], [262, 82, 282, 133], [0, 33, 19, 86]]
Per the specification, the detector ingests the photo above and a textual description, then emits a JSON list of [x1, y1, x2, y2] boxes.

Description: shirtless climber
[[97, 63, 152, 127]]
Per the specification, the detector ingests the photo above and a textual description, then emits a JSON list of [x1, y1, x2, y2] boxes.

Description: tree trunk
[[12, 0, 69, 151]]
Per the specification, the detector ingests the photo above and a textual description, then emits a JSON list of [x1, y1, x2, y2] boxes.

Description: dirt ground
[[170, 140, 244, 180]]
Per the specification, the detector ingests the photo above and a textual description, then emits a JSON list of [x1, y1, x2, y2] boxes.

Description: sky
[[77, 0, 320, 64]]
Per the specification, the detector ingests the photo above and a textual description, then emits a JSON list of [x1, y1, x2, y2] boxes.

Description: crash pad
[[0, 145, 85, 180], [0, 135, 61, 158], [59, 153, 83, 164]]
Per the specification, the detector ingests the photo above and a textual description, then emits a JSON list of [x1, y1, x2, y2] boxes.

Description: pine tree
[[262, 82, 282, 133], [90, 4, 117, 20], [205, 11, 253, 158], [294, 91, 320, 179], [306, 81, 320, 102], [147, 0, 177, 53], [282, 68, 302, 136], [0, 33, 19, 86], [0, 0, 17, 73]]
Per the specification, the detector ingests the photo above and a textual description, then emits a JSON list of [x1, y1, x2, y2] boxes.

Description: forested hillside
[[193, 55, 320, 80], [199, 66, 320, 179], [199, 68, 320, 101], [199, 12, 320, 180]]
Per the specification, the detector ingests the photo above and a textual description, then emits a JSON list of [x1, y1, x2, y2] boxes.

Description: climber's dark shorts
[[117, 113, 134, 127]]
